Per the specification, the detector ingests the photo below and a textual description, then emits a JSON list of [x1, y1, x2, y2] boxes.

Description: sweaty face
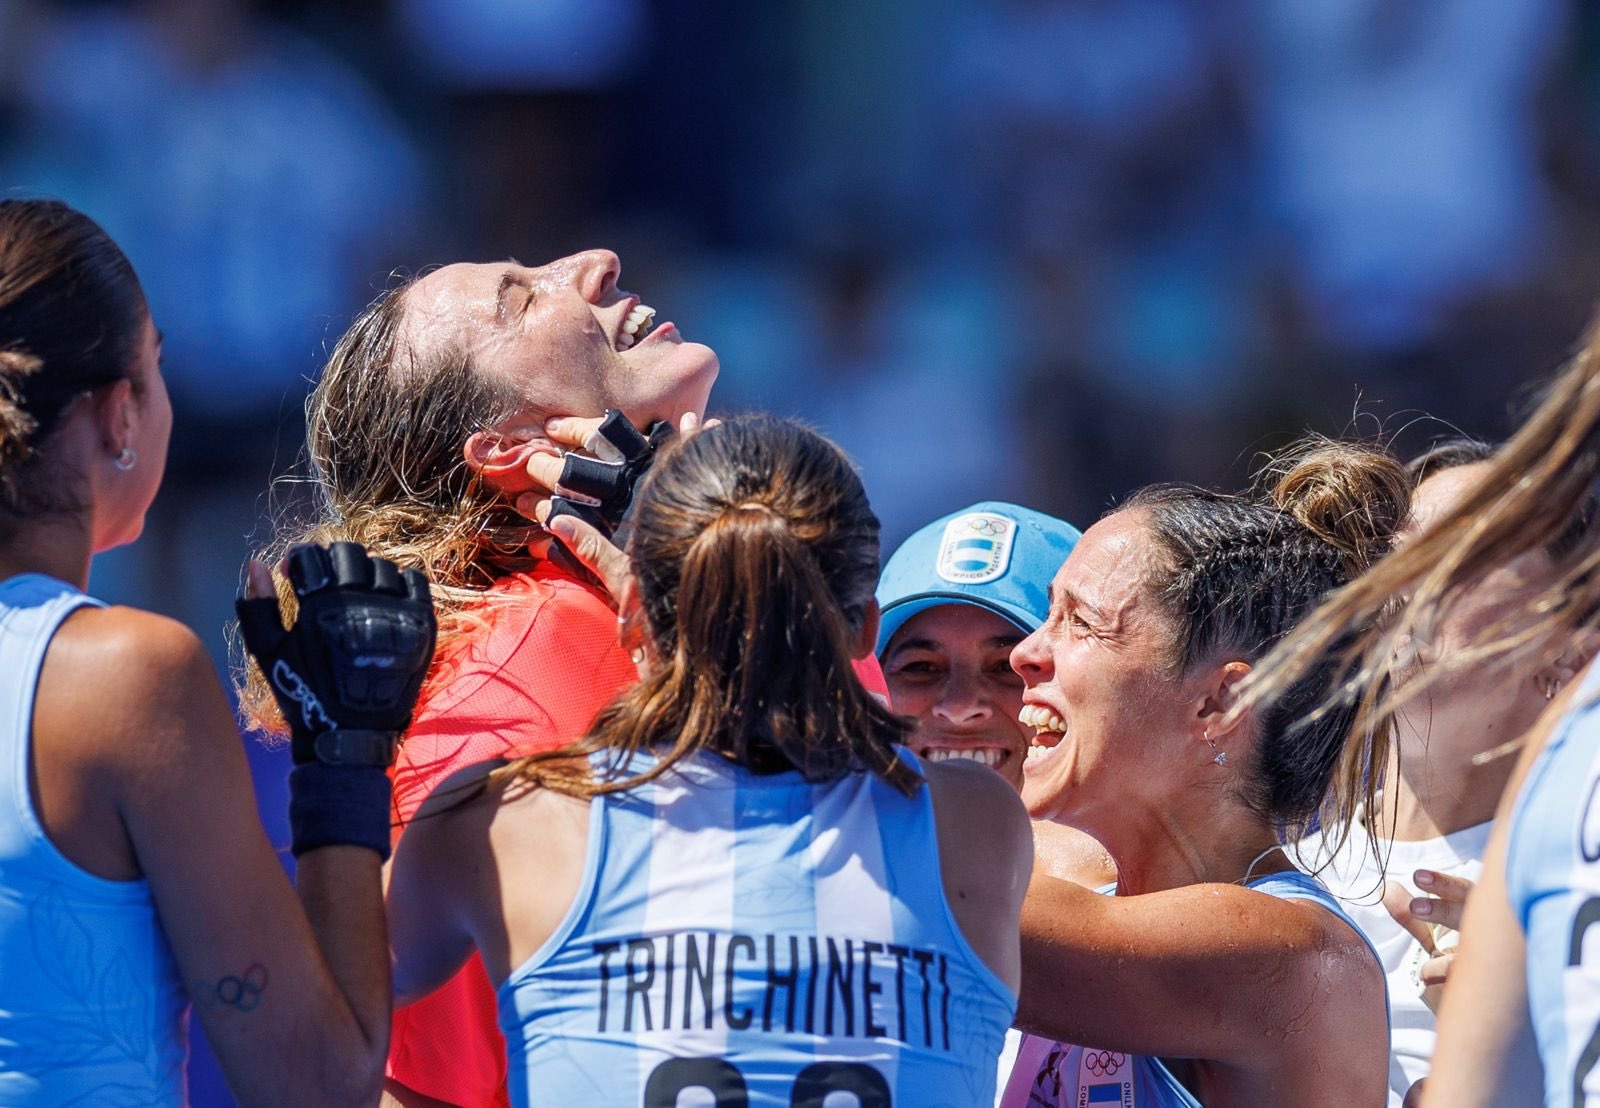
[[881, 605, 1031, 790], [398, 250, 718, 427], [1010, 510, 1199, 823]]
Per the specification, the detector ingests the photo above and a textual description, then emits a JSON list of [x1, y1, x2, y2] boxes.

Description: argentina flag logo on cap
[[935, 512, 1015, 584]]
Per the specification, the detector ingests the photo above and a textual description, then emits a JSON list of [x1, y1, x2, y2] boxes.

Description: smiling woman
[[1001, 438, 1408, 1108], [242, 247, 726, 1106]]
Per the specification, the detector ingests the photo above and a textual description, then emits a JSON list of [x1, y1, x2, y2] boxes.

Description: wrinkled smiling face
[[882, 604, 1031, 789], [398, 250, 719, 426], [1011, 509, 1197, 823]]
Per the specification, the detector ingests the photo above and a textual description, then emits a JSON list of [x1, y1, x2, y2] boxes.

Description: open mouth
[[1018, 704, 1067, 771], [616, 302, 657, 350], [916, 746, 1009, 769]]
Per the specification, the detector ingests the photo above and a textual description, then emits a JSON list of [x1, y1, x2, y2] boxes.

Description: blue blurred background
[[5, 0, 1600, 1102]]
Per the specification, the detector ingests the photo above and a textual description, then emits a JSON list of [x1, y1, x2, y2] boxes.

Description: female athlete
[[1000, 440, 1400, 1106], [385, 415, 1033, 1107], [0, 198, 433, 1105], [1240, 327, 1600, 1108]]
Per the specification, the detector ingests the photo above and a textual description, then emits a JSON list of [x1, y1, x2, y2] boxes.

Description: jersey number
[[1571, 896, 1600, 1107], [643, 1057, 891, 1107]]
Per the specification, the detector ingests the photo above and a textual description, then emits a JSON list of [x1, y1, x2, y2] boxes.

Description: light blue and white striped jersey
[[497, 748, 1017, 1107], [0, 574, 188, 1104], [1507, 661, 1600, 1107], [999, 871, 1381, 1108]]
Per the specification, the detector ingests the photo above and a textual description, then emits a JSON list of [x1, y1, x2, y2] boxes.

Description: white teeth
[[619, 303, 656, 349], [1018, 705, 1067, 733], [922, 748, 1004, 767]]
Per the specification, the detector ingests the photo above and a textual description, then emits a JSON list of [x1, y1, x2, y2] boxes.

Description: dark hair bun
[[1265, 437, 1411, 576]]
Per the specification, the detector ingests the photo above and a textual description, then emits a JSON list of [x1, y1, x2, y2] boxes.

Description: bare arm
[[1419, 691, 1575, 1107], [42, 608, 389, 1106], [1016, 872, 1386, 1067], [385, 766, 491, 1007], [926, 759, 1033, 995]]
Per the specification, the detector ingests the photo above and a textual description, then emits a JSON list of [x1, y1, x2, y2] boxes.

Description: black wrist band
[[288, 763, 393, 861], [311, 729, 399, 767]]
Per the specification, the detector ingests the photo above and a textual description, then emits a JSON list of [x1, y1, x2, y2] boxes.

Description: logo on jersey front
[[936, 513, 1015, 584]]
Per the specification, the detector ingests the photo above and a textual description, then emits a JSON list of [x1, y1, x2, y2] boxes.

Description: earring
[[1205, 733, 1228, 767], [114, 447, 136, 472], [629, 648, 645, 666], [1541, 676, 1562, 701]]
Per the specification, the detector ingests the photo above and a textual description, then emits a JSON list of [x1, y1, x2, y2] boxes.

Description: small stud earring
[[114, 447, 136, 472], [1206, 733, 1228, 767]]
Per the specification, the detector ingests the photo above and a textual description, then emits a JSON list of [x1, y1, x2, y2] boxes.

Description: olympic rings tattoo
[[198, 963, 269, 1013]]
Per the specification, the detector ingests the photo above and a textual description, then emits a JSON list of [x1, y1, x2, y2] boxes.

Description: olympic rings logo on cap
[[935, 512, 1016, 585]]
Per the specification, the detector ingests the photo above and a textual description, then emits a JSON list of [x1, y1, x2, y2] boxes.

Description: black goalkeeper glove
[[236, 542, 437, 767], [546, 408, 673, 537]]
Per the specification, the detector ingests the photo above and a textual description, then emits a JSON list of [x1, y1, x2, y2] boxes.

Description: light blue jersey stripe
[[1508, 662, 1600, 1106], [499, 747, 1016, 1107]]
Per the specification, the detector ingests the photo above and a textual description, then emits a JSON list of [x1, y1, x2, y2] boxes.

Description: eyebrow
[[887, 633, 1023, 657], [1060, 585, 1107, 623], [495, 270, 534, 323]]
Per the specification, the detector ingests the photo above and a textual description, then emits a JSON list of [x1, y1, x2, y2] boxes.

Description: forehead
[[403, 263, 505, 332], [1053, 509, 1159, 600], [891, 604, 1025, 651], [1410, 462, 1490, 535]]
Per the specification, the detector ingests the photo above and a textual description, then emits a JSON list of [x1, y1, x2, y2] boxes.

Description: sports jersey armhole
[[11, 594, 148, 894], [1504, 734, 1565, 935], [497, 786, 607, 990], [903, 749, 1020, 1011]]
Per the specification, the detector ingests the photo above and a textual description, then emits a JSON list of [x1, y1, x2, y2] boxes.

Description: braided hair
[[1122, 438, 1410, 832]]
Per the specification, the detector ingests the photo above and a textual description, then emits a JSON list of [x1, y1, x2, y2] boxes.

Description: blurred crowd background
[[5, 0, 1600, 1102]]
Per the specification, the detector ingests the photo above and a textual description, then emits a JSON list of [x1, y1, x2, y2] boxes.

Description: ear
[[1538, 630, 1600, 693], [463, 416, 557, 496], [1195, 659, 1254, 745], [852, 599, 882, 661], [93, 378, 137, 460]]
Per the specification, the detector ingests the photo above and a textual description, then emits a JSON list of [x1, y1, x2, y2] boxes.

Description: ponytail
[[508, 417, 918, 799]]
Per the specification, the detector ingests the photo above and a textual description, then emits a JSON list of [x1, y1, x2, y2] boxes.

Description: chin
[[93, 518, 147, 554]]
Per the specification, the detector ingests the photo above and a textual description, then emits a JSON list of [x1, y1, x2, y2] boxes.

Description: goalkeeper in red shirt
[[248, 251, 887, 1107]]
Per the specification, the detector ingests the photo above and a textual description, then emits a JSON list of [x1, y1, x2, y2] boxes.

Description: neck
[[1076, 784, 1282, 895], [1375, 713, 1515, 842], [0, 513, 95, 591]]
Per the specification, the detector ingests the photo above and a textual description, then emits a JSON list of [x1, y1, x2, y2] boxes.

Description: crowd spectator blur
[[6, 0, 1600, 1102]]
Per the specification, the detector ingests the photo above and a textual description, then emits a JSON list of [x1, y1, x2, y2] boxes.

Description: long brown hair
[[239, 279, 539, 730], [504, 416, 919, 798], [1241, 323, 1600, 828]]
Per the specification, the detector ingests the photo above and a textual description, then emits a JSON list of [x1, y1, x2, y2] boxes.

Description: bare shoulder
[[400, 760, 590, 873], [924, 758, 1030, 833], [1257, 885, 1387, 1030], [45, 604, 215, 699], [37, 605, 230, 758], [924, 759, 1032, 878]]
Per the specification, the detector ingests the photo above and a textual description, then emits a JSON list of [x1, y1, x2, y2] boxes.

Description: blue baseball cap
[[876, 501, 1082, 655]]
